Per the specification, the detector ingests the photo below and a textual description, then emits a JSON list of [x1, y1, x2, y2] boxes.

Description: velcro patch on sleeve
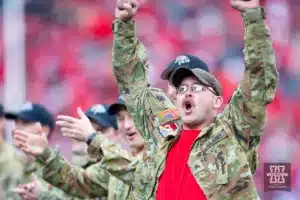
[[154, 109, 180, 126]]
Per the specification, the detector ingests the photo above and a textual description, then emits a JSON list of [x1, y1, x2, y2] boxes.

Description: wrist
[[36, 147, 51, 164], [112, 19, 136, 36], [242, 7, 266, 25]]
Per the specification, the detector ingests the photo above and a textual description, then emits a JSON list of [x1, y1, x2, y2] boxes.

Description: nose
[[185, 89, 193, 98]]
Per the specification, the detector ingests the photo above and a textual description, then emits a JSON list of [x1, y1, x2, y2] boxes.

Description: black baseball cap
[[161, 54, 210, 80], [5, 102, 55, 132], [108, 95, 127, 116], [85, 104, 117, 129]]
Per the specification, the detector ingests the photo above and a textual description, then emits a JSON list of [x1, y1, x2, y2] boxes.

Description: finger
[[11, 187, 27, 194], [117, 0, 128, 9], [56, 121, 78, 129], [131, 0, 140, 8], [14, 141, 24, 149], [17, 184, 27, 189], [14, 130, 30, 138], [61, 127, 79, 135], [62, 132, 76, 139], [57, 115, 78, 124], [77, 107, 87, 120], [62, 132, 84, 141], [14, 135, 28, 144]]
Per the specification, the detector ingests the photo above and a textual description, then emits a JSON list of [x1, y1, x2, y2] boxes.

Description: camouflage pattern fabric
[[38, 146, 102, 200], [35, 133, 132, 200], [0, 142, 24, 200], [108, 7, 278, 200]]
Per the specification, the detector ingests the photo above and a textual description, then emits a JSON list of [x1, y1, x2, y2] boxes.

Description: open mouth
[[126, 132, 137, 141], [183, 99, 194, 114]]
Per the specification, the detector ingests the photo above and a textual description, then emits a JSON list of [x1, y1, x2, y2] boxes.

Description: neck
[[183, 117, 214, 131]]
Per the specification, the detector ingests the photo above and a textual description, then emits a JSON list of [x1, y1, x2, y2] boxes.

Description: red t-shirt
[[156, 129, 207, 200]]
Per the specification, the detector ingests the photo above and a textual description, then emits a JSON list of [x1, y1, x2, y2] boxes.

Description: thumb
[[77, 107, 87, 120]]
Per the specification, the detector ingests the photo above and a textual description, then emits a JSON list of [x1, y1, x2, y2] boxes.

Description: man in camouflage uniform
[[98, 0, 278, 199], [6, 102, 61, 199], [12, 101, 144, 200], [15, 104, 121, 200], [0, 104, 24, 200]]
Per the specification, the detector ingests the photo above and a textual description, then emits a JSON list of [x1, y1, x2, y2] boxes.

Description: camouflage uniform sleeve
[[38, 191, 64, 200], [88, 134, 136, 185], [0, 168, 23, 200], [112, 19, 178, 144], [221, 7, 278, 151], [0, 143, 23, 200], [38, 162, 111, 200], [35, 147, 109, 198]]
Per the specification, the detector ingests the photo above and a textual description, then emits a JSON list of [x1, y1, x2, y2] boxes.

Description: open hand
[[13, 124, 48, 157], [56, 107, 95, 142]]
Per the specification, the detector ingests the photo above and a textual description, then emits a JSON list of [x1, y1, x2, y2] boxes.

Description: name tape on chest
[[201, 131, 227, 152]]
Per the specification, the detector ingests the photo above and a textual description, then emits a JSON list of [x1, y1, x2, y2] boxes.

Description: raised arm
[[113, 0, 178, 144], [221, 1, 278, 167]]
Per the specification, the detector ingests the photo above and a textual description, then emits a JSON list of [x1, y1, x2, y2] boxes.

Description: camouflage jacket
[[37, 151, 96, 200], [0, 142, 24, 200], [107, 7, 278, 200], [35, 134, 132, 200]]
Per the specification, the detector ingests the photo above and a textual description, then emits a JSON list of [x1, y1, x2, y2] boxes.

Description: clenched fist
[[231, 0, 260, 12], [115, 0, 140, 21]]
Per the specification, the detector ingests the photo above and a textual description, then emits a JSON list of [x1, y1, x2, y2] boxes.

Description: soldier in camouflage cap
[[96, 0, 278, 199]]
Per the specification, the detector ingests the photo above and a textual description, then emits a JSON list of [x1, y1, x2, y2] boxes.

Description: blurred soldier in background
[[0, 104, 24, 200], [6, 102, 55, 183]]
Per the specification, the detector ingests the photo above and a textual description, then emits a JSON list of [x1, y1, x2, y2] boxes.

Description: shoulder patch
[[153, 109, 180, 126], [158, 123, 178, 138]]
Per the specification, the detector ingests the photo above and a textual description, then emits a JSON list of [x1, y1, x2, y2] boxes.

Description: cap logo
[[21, 102, 33, 112], [174, 55, 190, 66], [90, 105, 106, 114]]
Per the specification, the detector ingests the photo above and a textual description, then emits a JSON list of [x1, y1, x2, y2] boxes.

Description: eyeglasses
[[177, 83, 217, 95]]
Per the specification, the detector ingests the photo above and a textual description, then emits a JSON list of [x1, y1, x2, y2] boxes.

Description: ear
[[212, 95, 223, 109]]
